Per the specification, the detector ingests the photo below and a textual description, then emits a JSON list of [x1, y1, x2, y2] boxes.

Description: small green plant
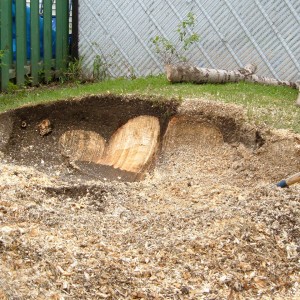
[[7, 82, 19, 93], [59, 57, 84, 84], [93, 54, 111, 81], [0, 49, 6, 68], [128, 66, 136, 80], [91, 43, 126, 81], [123, 62, 137, 80], [151, 12, 200, 65]]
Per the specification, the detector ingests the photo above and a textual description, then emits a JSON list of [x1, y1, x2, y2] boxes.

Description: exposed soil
[[0, 96, 300, 299]]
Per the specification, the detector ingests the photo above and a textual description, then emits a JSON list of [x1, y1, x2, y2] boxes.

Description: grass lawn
[[0, 75, 299, 133]]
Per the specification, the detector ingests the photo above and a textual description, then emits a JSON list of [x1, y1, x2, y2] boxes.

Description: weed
[[59, 57, 84, 84], [7, 82, 19, 93], [0, 49, 6, 67], [128, 66, 136, 80], [89, 42, 117, 82], [151, 12, 200, 65], [93, 55, 110, 82]]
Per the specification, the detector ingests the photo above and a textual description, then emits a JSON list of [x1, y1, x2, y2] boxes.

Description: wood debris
[[0, 101, 299, 299]]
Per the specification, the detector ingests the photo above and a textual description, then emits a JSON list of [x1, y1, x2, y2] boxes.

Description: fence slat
[[0, 0, 13, 91], [43, 0, 52, 82], [56, 1, 63, 73], [0, 0, 72, 91], [61, 0, 69, 67], [31, 0, 40, 85], [7, 0, 13, 65], [56, 0, 69, 74], [16, 0, 26, 86]]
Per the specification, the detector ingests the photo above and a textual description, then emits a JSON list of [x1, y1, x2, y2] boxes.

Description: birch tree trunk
[[165, 64, 300, 105], [296, 82, 300, 106]]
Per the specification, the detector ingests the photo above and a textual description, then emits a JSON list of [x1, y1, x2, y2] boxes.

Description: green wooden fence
[[0, 0, 70, 91]]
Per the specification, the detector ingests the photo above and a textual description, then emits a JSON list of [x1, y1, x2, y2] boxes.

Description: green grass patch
[[0, 75, 299, 132]]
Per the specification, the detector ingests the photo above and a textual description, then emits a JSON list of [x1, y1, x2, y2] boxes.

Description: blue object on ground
[[276, 180, 288, 188]]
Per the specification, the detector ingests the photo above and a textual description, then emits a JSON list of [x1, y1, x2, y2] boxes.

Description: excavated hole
[[0, 95, 299, 184], [0, 95, 178, 182]]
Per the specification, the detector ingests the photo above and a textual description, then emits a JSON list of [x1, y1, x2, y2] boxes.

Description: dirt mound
[[0, 96, 300, 299]]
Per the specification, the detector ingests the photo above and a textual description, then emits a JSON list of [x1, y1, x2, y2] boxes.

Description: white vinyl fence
[[79, 0, 300, 81]]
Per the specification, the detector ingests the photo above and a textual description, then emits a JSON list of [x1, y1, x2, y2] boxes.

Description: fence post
[[62, 0, 69, 65], [0, 0, 13, 91], [31, 0, 40, 85], [16, 0, 26, 86], [43, 0, 52, 82], [71, 0, 79, 60], [56, 0, 69, 76]]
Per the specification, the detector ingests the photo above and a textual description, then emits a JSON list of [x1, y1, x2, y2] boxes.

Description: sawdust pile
[[0, 99, 300, 299]]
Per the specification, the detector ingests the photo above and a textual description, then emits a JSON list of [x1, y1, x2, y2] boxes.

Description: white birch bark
[[296, 81, 300, 106], [237, 63, 257, 75], [165, 64, 299, 105]]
